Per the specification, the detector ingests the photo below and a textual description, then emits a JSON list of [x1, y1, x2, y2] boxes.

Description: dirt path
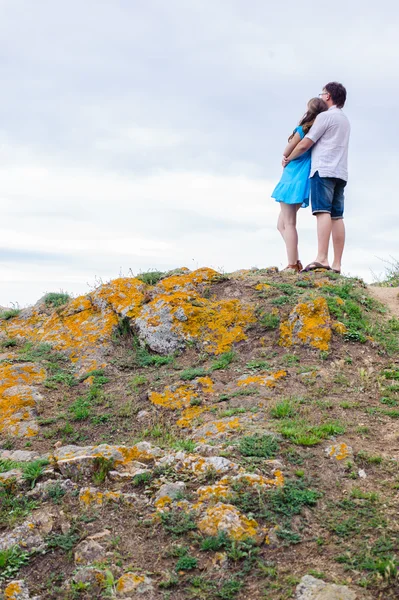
[[367, 285, 399, 318]]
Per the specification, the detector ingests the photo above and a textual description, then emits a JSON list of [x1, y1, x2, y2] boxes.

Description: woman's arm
[[282, 132, 301, 158]]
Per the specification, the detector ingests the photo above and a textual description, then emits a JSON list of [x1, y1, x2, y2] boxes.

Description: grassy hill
[[0, 267, 398, 599]]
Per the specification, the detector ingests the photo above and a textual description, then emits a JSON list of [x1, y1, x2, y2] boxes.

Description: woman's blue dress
[[271, 125, 311, 208]]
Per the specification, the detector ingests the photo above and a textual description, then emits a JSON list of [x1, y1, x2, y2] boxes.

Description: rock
[[0, 508, 55, 553], [358, 469, 367, 478], [115, 573, 154, 597], [279, 297, 332, 351], [197, 502, 266, 544], [1, 579, 41, 599], [0, 449, 41, 462], [137, 410, 150, 420], [26, 478, 76, 500], [325, 443, 353, 462], [194, 443, 223, 456], [74, 539, 107, 566], [155, 482, 186, 504], [0, 469, 24, 485], [72, 567, 107, 592], [79, 487, 122, 508], [295, 575, 358, 599], [53, 442, 164, 478], [87, 529, 112, 542]]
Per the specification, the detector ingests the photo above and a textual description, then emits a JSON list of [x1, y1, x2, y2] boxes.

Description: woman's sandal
[[283, 260, 303, 273]]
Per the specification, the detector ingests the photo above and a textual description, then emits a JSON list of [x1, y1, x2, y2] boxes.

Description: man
[[283, 82, 350, 273]]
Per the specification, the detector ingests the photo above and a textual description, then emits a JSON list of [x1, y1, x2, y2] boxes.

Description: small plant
[[69, 396, 91, 421], [245, 359, 270, 370], [137, 270, 165, 285], [158, 573, 179, 589], [239, 434, 279, 458], [92, 457, 115, 485], [46, 528, 80, 551], [200, 531, 230, 551], [0, 307, 21, 320], [209, 351, 235, 371], [175, 555, 198, 571], [0, 545, 30, 581], [180, 367, 208, 380], [172, 439, 196, 453], [161, 509, 197, 535], [271, 399, 296, 419], [282, 353, 300, 366], [259, 312, 280, 330], [43, 292, 71, 308], [129, 374, 147, 389], [132, 471, 152, 487], [22, 458, 50, 488], [47, 482, 67, 504], [0, 337, 18, 348]]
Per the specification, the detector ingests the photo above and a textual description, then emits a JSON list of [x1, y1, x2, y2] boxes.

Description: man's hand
[[282, 156, 290, 168]]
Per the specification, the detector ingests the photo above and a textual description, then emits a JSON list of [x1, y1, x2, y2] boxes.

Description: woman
[[272, 98, 328, 272]]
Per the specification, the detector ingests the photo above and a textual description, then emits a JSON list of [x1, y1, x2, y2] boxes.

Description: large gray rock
[[296, 575, 358, 600]]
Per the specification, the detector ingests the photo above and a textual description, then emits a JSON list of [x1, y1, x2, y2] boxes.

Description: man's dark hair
[[324, 82, 347, 108]]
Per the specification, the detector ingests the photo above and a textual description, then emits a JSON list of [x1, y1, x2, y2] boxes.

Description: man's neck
[[328, 104, 338, 110]]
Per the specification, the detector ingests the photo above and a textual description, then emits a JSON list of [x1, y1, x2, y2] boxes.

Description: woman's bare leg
[[279, 203, 302, 265]]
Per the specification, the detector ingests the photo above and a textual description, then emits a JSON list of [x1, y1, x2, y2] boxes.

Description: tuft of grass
[[200, 531, 230, 551], [92, 457, 115, 485], [180, 367, 208, 380], [161, 509, 197, 536], [271, 399, 296, 419], [259, 312, 280, 330], [22, 458, 50, 488], [209, 351, 235, 371], [136, 270, 165, 285], [172, 439, 196, 453], [43, 292, 71, 308], [69, 396, 91, 421], [0, 337, 18, 349], [0, 546, 30, 582], [239, 434, 279, 458], [0, 483, 38, 528], [175, 555, 198, 571], [245, 359, 270, 370], [277, 418, 345, 446], [134, 340, 174, 367], [0, 307, 21, 320]]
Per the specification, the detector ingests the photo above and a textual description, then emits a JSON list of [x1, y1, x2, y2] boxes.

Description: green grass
[[180, 367, 208, 380], [0, 483, 38, 528], [69, 396, 91, 421], [136, 270, 165, 285], [92, 457, 115, 485], [259, 312, 280, 330], [270, 399, 297, 419], [22, 458, 50, 488], [209, 351, 236, 371], [175, 555, 198, 571], [0, 546, 30, 581], [239, 434, 279, 458], [134, 341, 174, 367], [245, 359, 270, 370], [161, 509, 197, 536], [0, 337, 18, 349], [276, 418, 345, 446], [0, 307, 21, 320], [43, 292, 71, 308]]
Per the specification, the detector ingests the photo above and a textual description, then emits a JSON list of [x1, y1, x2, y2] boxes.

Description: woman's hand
[[282, 156, 290, 168]]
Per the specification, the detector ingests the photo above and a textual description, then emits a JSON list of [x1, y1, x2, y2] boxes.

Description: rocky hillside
[[0, 267, 398, 600]]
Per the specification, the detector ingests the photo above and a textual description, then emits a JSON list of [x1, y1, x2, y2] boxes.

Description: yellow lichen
[[279, 297, 331, 351], [116, 573, 146, 593], [237, 370, 287, 388], [4, 582, 22, 599], [332, 321, 347, 335], [197, 503, 259, 540], [329, 443, 350, 461], [176, 405, 206, 428]]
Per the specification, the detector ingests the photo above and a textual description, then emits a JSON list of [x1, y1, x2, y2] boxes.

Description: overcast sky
[[0, 0, 398, 306]]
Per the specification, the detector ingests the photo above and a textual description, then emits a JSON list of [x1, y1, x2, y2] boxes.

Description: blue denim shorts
[[310, 171, 347, 220]]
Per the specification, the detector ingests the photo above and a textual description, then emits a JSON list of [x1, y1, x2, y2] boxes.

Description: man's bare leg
[[313, 212, 332, 266], [331, 218, 345, 272]]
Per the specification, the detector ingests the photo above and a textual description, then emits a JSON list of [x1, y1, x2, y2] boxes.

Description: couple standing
[[272, 82, 350, 274]]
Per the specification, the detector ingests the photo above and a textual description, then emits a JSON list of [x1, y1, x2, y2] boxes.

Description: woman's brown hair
[[288, 98, 328, 141]]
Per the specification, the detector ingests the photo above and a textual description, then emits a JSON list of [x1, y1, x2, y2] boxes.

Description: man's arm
[[283, 138, 314, 166], [283, 112, 329, 166]]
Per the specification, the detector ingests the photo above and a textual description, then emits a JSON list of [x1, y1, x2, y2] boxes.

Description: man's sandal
[[301, 262, 331, 273]]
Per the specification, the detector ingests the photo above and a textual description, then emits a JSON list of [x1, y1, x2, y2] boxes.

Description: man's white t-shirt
[[305, 106, 350, 181]]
